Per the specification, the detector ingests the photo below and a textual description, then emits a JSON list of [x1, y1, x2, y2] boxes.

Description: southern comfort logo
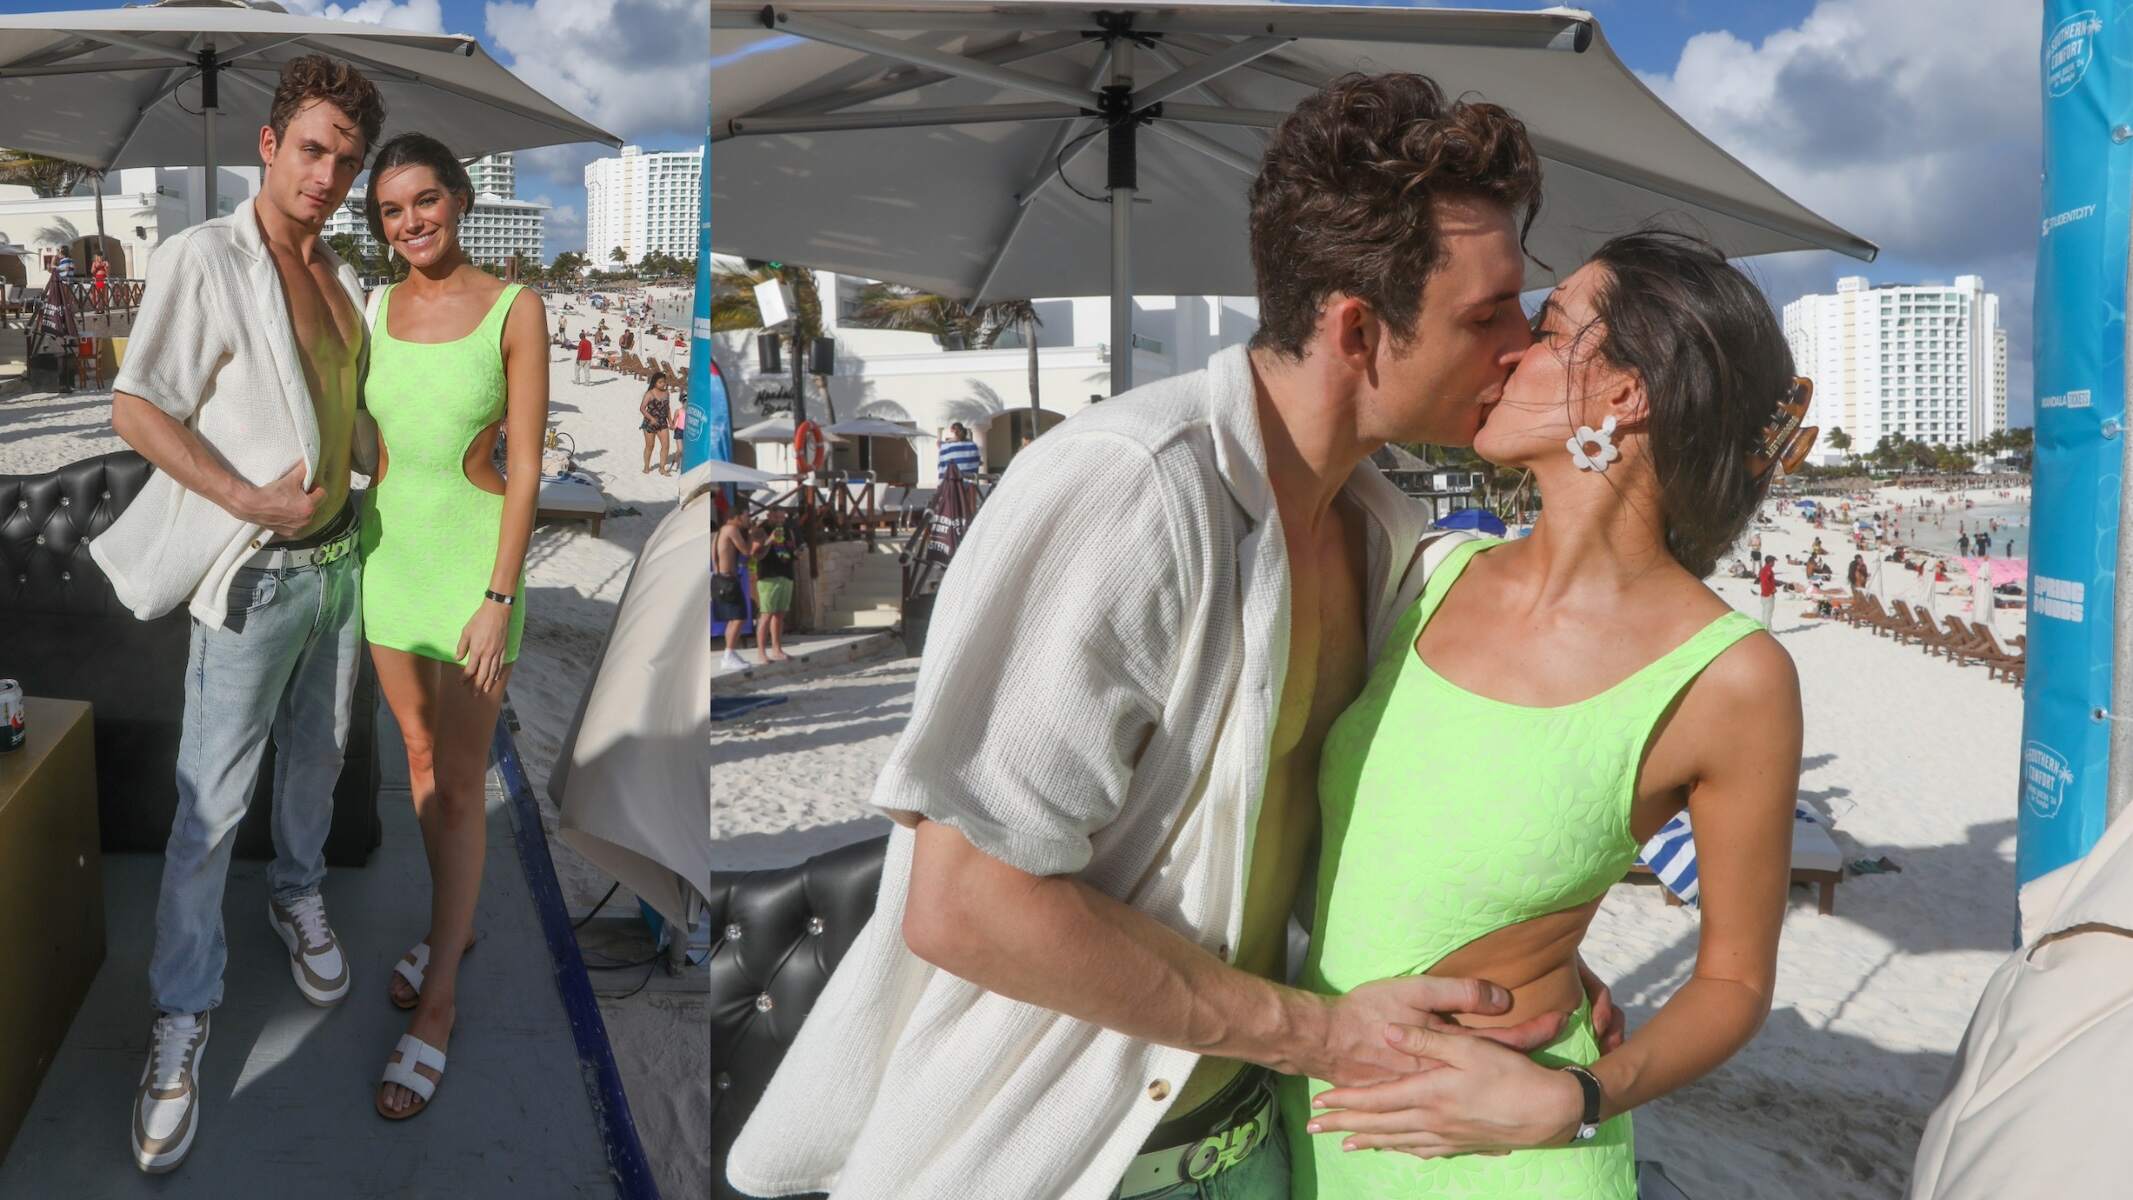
[[2048, 10, 2103, 98], [2023, 741, 2075, 819]]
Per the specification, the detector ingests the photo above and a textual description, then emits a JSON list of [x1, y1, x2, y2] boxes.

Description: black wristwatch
[[484, 589, 516, 607], [1561, 1065, 1603, 1143]]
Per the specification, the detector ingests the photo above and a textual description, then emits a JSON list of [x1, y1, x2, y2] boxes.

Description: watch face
[[1575, 1125, 1600, 1141]]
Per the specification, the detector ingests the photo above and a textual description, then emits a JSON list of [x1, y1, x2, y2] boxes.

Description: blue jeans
[[1115, 1110, 1291, 1200], [148, 554, 362, 1015]]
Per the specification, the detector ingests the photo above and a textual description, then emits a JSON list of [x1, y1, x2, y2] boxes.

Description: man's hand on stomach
[[238, 461, 324, 540]]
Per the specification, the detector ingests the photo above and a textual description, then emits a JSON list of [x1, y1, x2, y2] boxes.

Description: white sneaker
[[269, 893, 350, 1006], [133, 1011, 209, 1174], [721, 651, 748, 670]]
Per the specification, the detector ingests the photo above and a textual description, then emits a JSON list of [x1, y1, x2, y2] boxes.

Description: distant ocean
[[1886, 500, 2030, 558]]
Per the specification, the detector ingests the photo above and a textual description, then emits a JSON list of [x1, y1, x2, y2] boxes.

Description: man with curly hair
[[92, 54, 384, 1175], [729, 72, 1622, 1199]]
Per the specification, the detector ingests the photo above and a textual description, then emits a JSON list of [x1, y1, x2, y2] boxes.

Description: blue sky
[[1301, 0, 2044, 424], [0, 0, 708, 261]]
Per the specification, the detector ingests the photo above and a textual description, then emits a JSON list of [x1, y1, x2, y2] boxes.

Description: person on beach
[[94, 56, 383, 1174], [728, 72, 1629, 1200], [1284, 231, 1809, 1198], [935, 420, 982, 480], [639, 371, 673, 475], [575, 330, 593, 384], [1957, 532, 1971, 557], [1758, 555, 1780, 627], [716, 511, 760, 670], [750, 507, 796, 662], [355, 132, 550, 1120], [667, 377, 687, 472], [1849, 555, 1870, 591], [91, 252, 109, 309]]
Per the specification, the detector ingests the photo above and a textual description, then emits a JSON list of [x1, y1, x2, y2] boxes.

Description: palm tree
[[849, 283, 1044, 439], [712, 261, 838, 423], [609, 246, 627, 268]]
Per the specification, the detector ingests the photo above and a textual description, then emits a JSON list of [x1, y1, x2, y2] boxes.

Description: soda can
[[0, 679, 22, 754]]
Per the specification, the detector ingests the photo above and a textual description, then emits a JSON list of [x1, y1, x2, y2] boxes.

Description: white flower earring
[[1567, 415, 1620, 473]]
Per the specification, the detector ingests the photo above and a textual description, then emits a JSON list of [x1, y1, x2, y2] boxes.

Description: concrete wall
[[792, 539, 868, 632]]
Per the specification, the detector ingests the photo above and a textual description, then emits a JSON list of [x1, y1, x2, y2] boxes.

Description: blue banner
[[2022, 2, 2131, 892], [685, 109, 723, 473]]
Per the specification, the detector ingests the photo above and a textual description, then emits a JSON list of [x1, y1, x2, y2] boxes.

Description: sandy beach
[[0, 282, 706, 1198], [710, 478, 2028, 1200]]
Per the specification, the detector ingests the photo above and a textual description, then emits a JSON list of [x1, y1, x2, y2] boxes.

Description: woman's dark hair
[[364, 133, 475, 249], [1583, 229, 1796, 578], [1248, 72, 1544, 359]]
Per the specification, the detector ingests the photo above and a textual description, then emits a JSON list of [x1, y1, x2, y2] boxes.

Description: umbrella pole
[[1106, 42, 1135, 396], [200, 45, 221, 223]]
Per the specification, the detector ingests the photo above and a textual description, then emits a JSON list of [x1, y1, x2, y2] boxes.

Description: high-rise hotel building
[[583, 144, 702, 265], [1781, 275, 2007, 463]]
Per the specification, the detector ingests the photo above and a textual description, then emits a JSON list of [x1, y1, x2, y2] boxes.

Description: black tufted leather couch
[[0, 450, 381, 865], [710, 834, 888, 1200]]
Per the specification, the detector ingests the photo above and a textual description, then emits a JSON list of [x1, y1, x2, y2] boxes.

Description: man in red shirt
[[574, 331, 593, 384], [1758, 554, 1779, 628]]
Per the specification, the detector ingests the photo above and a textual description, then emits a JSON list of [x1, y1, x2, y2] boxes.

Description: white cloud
[[1638, 0, 2041, 420], [483, 0, 707, 144], [277, 0, 448, 33]]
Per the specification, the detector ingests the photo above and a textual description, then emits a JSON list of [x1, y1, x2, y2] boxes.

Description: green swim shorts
[[756, 576, 794, 615]]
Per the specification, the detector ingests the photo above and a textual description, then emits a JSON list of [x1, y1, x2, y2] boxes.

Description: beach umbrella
[[734, 415, 847, 442], [1432, 507, 1508, 536], [711, 1, 1877, 394], [0, 0, 619, 220], [703, 459, 787, 486], [825, 417, 926, 438]]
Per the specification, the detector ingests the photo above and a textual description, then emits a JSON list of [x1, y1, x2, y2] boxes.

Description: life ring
[[793, 420, 828, 473]]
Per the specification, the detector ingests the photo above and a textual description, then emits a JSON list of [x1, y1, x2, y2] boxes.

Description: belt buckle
[[1180, 1093, 1271, 1183]]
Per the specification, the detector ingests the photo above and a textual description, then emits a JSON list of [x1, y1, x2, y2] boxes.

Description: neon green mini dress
[[357, 283, 527, 665], [1280, 537, 1760, 1199]]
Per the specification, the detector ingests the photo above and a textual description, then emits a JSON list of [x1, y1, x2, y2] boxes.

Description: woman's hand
[[457, 599, 511, 694]]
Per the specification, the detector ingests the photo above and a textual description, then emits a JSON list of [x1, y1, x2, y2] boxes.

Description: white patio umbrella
[[712, 1, 1878, 393], [0, 0, 619, 219], [733, 415, 847, 442], [825, 417, 925, 438]]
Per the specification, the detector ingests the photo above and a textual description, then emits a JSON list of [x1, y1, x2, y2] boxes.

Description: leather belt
[[1117, 1069, 1277, 1198], [247, 507, 358, 571]]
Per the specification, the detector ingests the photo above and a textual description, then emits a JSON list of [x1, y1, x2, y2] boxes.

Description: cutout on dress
[[462, 418, 506, 496]]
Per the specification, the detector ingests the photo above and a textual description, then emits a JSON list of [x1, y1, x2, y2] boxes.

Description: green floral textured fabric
[[1281, 537, 1760, 1198], [357, 283, 527, 665]]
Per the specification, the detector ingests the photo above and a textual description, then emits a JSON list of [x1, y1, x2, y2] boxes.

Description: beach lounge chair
[[1926, 615, 1988, 665], [1628, 801, 1844, 915], [1887, 601, 1932, 646], [537, 475, 608, 537], [1854, 594, 1896, 637], [1966, 622, 2026, 685]]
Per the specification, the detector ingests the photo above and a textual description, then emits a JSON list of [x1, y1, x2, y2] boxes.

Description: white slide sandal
[[375, 1034, 446, 1120]]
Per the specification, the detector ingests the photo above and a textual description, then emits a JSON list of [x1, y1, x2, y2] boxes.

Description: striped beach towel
[[1635, 802, 1827, 907]]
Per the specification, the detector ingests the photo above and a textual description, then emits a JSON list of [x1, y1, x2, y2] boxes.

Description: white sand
[[0, 285, 707, 1198], [709, 484, 2031, 1200]]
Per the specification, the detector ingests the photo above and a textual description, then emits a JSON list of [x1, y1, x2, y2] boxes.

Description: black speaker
[[756, 332, 781, 374], [810, 336, 836, 375]]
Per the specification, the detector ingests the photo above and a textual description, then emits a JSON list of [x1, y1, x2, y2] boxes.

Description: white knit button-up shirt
[[88, 196, 365, 630], [725, 344, 1434, 1200]]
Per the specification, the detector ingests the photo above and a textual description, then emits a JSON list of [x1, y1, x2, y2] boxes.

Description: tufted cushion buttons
[[754, 993, 775, 1013], [58, 496, 68, 506], [101, 490, 110, 499], [715, 1072, 731, 1091], [807, 916, 825, 936], [60, 572, 70, 582], [14, 500, 23, 509], [33, 535, 44, 545], [725, 923, 743, 942], [15, 575, 23, 584]]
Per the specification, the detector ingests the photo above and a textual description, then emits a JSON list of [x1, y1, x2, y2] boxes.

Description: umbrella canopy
[[734, 415, 848, 442], [0, 0, 619, 216], [825, 417, 925, 438], [704, 459, 788, 486], [711, 1, 1878, 393], [1433, 507, 1508, 536]]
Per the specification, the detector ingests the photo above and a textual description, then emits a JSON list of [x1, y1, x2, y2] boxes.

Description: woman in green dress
[[353, 133, 549, 1120], [1286, 231, 1813, 1197]]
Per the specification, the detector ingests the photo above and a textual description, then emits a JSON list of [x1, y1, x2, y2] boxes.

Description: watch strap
[[1562, 1065, 1603, 1140], [484, 589, 516, 607]]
